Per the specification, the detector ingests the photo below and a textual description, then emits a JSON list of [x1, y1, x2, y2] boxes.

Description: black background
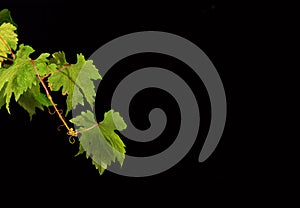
[[0, 0, 274, 204]]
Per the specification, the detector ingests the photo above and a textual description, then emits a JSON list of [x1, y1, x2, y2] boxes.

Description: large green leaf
[[0, 45, 37, 112], [48, 53, 102, 116], [70, 110, 127, 175], [0, 44, 54, 114]]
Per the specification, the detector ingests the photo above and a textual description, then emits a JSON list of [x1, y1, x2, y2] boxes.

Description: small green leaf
[[15, 43, 34, 58], [0, 9, 17, 26], [49, 51, 68, 68], [34, 53, 57, 76]]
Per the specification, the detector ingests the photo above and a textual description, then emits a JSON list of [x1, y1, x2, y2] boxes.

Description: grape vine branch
[[0, 8, 127, 175], [30, 59, 78, 139]]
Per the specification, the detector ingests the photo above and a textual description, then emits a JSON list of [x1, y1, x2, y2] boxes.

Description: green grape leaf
[[0, 22, 18, 67], [49, 51, 68, 68], [48, 54, 102, 116], [0, 9, 17, 26], [34, 53, 57, 77], [0, 44, 53, 113], [70, 110, 127, 175], [32, 92, 52, 108], [17, 83, 52, 120], [0, 45, 37, 112]]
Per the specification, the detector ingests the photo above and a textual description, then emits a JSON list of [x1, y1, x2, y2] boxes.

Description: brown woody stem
[[0, 55, 14, 62], [41, 63, 71, 80]]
